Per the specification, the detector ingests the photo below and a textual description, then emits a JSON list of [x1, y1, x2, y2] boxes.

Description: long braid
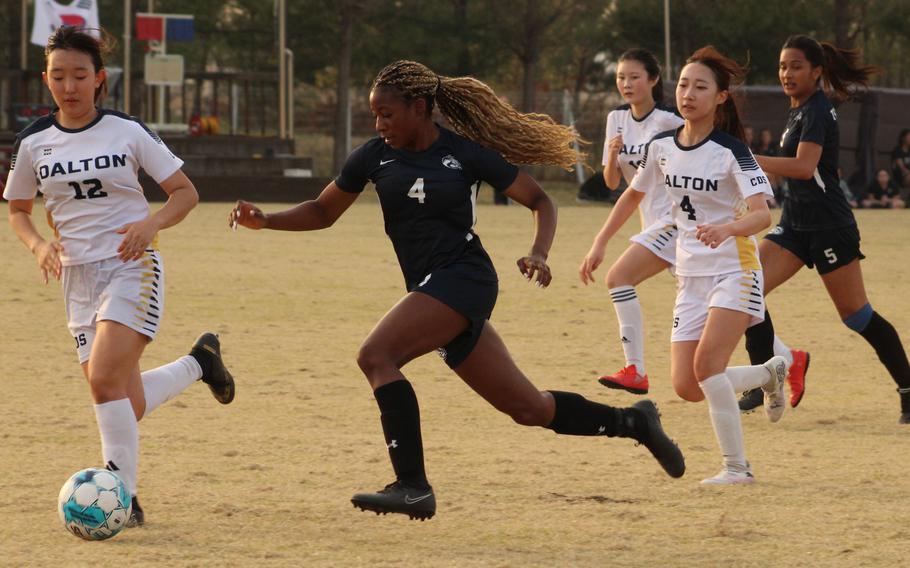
[[373, 60, 587, 170]]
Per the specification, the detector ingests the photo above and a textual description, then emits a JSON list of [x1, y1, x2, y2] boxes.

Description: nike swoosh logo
[[404, 493, 432, 504], [379, 159, 396, 165]]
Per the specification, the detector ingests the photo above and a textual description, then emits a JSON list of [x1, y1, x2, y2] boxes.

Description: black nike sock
[[745, 309, 776, 365], [858, 312, 910, 394], [545, 391, 644, 439], [373, 380, 429, 489]]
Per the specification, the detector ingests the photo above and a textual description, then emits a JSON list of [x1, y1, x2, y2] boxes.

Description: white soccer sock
[[609, 286, 645, 374], [699, 373, 748, 472], [725, 364, 772, 393], [773, 335, 794, 365], [94, 398, 139, 496], [141, 355, 203, 415]]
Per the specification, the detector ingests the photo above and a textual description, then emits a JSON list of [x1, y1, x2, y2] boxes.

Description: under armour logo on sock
[[387, 440, 398, 449], [621, 336, 630, 343], [597, 426, 606, 434], [105, 461, 120, 471]]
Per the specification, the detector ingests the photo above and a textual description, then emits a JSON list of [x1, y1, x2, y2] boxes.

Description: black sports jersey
[[778, 89, 854, 230], [335, 126, 519, 289]]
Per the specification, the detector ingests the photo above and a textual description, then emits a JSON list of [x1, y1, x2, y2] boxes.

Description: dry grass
[[1, 199, 908, 567]]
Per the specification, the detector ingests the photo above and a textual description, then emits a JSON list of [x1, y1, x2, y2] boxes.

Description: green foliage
[[6, 0, 910, 89]]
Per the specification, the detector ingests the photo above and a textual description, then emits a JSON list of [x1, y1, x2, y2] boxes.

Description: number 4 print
[[408, 178, 426, 204], [680, 195, 696, 220]]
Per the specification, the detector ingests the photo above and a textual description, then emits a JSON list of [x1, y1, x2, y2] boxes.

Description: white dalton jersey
[[602, 103, 683, 228], [4, 109, 183, 266], [630, 129, 773, 277]]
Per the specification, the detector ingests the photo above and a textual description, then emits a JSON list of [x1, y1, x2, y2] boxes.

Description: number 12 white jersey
[[3, 109, 183, 266], [630, 128, 773, 277]]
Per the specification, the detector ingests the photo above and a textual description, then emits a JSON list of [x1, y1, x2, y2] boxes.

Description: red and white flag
[[30, 0, 101, 47]]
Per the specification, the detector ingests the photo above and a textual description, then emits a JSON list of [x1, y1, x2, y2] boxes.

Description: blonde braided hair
[[372, 60, 587, 170]]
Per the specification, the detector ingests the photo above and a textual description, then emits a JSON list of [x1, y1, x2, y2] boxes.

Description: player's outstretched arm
[[503, 170, 556, 288], [230, 181, 359, 232]]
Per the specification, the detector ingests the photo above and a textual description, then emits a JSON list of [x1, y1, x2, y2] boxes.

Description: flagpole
[[124, 0, 131, 113], [21, 0, 28, 69], [664, 0, 671, 81], [278, 0, 287, 139]]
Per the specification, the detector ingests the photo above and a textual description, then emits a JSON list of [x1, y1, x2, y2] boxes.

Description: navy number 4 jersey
[[335, 125, 519, 289]]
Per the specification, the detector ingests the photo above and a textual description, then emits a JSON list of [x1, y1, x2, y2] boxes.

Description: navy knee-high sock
[[745, 310, 776, 366], [858, 312, 910, 393], [374, 380, 429, 489], [545, 391, 644, 439]]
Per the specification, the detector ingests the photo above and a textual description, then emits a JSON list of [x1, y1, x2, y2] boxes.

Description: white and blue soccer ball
[[58, 468, 132, 541]]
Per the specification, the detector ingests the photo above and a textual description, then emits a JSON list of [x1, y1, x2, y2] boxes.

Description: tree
[[483, 0, 570, 112]]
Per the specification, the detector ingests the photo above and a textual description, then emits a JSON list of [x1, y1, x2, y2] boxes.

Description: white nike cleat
[[700, 469, 756, 485], [762, 355, 789, 423]]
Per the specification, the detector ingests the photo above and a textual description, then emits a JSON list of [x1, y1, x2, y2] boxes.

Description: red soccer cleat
[[787, 349, 810, 408], [598, 365, 649, 394]]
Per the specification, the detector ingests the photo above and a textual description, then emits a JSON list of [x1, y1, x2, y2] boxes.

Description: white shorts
[[630, 220, 677, 266], [671, 270, 764, 342], [62, 250, 165, 363]]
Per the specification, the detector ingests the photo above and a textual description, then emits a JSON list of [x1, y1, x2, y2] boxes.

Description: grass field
[[1, 196, 908, 567]]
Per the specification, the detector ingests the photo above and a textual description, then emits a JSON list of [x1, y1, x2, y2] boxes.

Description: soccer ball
[[58, 468, 132, 541]]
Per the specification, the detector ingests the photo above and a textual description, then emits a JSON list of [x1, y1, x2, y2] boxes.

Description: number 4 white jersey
[[603, 103, 683, 229], [630, 128, 773, 277], [3, 109, 183, 266]]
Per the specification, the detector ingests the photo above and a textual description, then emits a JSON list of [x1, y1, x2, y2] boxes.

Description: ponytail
[[684, 46, 748, 141], [373, 60, 587, 170], [651, 75, 665, 104], [819, 42, 879, 100], [782, 35, 880, 101], [717, 97, 745, 141]]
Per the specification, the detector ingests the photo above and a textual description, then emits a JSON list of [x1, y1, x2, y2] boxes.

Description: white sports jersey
[[630, 129, 773, 277], [3, 109, 183, 266], [602, 103, 683, 228]]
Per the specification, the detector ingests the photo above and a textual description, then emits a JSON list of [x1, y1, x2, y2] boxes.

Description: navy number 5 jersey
[[778, 89, 854, 230], [335, 126, 519, 289]]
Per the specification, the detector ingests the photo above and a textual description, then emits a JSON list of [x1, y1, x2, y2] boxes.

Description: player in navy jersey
[[4, 27, 235, 527], [628, 47, 790, 484], [579, 48, 684, 395], [230, 60, 685, 520], [737, 35, 910, 423]]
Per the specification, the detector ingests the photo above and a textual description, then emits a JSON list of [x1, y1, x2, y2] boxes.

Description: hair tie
[[435, 75, 442, 94]]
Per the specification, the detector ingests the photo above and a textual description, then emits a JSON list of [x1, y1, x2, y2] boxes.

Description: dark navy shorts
[[411, 259, 498, 369], [764, 222, 865, 275]]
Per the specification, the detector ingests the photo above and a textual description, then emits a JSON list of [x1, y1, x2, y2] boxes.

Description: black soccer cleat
[[738, 387, 764, 413], [631, 399, 686, 478], [351, 481, 436, 521], [126, 496, 144, 528], [190, 332, 235, 404], [900, 413, 910, 425]]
